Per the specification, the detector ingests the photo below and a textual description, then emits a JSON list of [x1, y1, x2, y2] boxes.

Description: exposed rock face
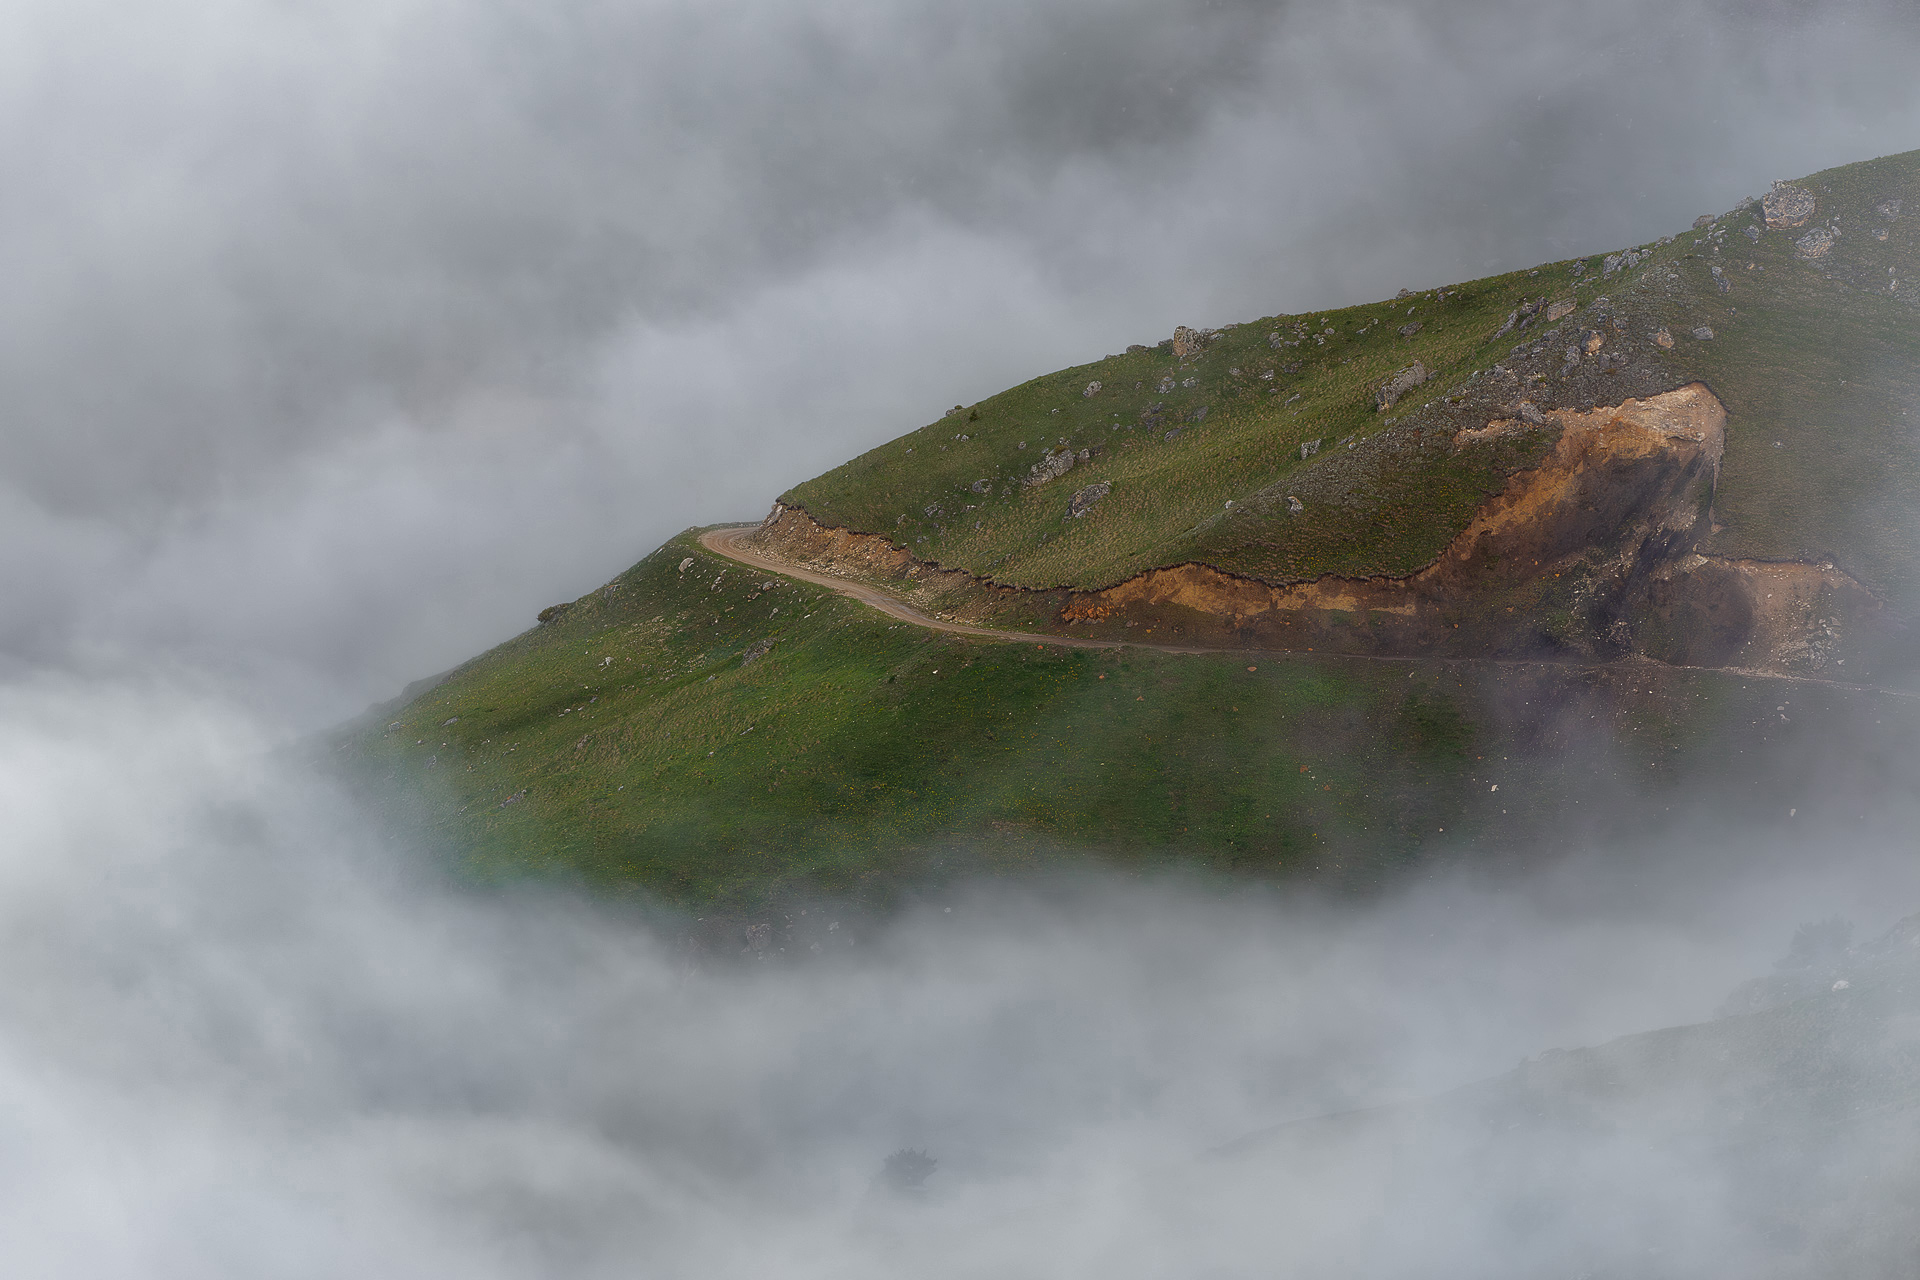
[[1795, 227, 1836, 260], [1375, 361, 1430, 412], [1025, 448, 1077, 487], [1171, 326, 1212, 361], [755, 388, 1878, 676], [1764, 182, 1817, 229], [1060, 385, 1811, 662], [1067, 482, 1111, 518]]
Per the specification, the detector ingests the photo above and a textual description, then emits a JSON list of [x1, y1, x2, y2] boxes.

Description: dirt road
[[697, 524, 1920, 698], [698, 525, 1128, 651]]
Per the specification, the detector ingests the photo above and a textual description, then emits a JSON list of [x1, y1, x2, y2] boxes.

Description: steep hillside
[[774, 149, 1920, 674], [353, 148, 1920, 908]]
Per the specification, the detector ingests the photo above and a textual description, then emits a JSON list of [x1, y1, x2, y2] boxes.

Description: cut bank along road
[[698, 525, 1920, 699]]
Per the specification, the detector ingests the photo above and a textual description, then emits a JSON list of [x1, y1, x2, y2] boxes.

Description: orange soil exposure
[[730, 385, 1883, 676]]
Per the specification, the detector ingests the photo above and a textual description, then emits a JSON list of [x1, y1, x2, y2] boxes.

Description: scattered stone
[[1692, 326, 1716, 341], [744, 923, 772, 952], [1654, 329, 1675, 349], [1545, 300, 1576, 323], [1396, 288, 1414, 299], [1375, 360, 1430, 411], [1084, 380, 1102, 397], [1764, 181, 1816, 229], [944, 405, 962, 417], [1795, 227, 1835, 260], [1583, 329, 1605, 354], [1286, 495, 1304, 514], [1025, 449, 1075, 487], [1603, 252, 1624, 276], [678, 557, 694, 572], [1125, 344, 1149, 354], [1711, 263, 1732, 293], [537, 604, 571, 624], [970, 478, 991, 494], [1693, 214, 1715, 229], [1164, 429, 1181, 442], [1494, 310, 1519, 339], [1171, 326, 1211, 360], [924, 502, 944, 518], [1190, 405, 1208, 423], [1300, 438, 1322, 460], [740, 637, 776, 666], [1879, 198, 1903, 222], [1398, 321, 1424, 337], [1518, 401, 1548, 426], [1068, 482, 1112, 517], [1228, 367, 1242, 377], [1181, 377, 1199, 388], [1744, 224, 1762, 243]]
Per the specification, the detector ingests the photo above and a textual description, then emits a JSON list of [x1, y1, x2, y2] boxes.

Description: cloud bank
[[3, 0, 1919, 719]]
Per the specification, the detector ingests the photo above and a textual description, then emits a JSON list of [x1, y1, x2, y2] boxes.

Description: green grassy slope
[[354, 529, 1920, 908], [784, 149, 1920, 606], [356, 148, 1920, 907]]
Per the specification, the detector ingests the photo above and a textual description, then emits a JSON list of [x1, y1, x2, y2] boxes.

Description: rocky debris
[[1711, 264, 1731, 293], [1396, 288, 1414, 299], [537, 603, 571, 624], [1190, 405, 1208, 423], [1693, 214, 1715, 229], [1084, 380, 1102, 397], [1654, 329, 1675, 349], [1879, 198, 1903, 222], [1545, 300, 1576, 323], [1158, 377, 1176, 393], [1140, 402, 1166, 431], [1795, 226, 1836, 260], [1494, 310, 1519, 339], [740, 637, 776, 666], [1582, 329, 1605, 354], [1518, 401, 1548, 426], [1692, 326, 1716, 341], [1171, 325, 1212, 361], [1286, 495, 1304, 514], [1025, 448, 1077, 487], [678, 557, 695, 572], [1560, 345, 1582, 376], [744, 922, 772, 952], [1603, 249, 1650, 276], [1125, 344, 1149, 354], [944, 404, 964, 417], [1067, 481, 1112, 518], [1164, 429, 1181, 442], [1398, 321, 1424, 337], [1764, 181, 1816, 229], [923, 502, 944, 518], [969, 478, 991, 494], [1299, 438, 1322, 460], [1181, 377, 1198, 388], [1744, 224, 1762, 243], [1375, 360, 1431, 412]]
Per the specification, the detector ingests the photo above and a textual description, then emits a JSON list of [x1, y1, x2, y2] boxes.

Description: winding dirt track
[[700, 525, 1133, 651], [698, 524, 1918, 697]]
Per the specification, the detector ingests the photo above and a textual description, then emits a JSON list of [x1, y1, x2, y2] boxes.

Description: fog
[[6, 0, 1920, 1273]]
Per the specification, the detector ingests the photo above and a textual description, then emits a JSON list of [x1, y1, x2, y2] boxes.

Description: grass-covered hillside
[[354, 527, 1920, 910], [784, 149, 1920, 610], [356, 148, 1920, 910]]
